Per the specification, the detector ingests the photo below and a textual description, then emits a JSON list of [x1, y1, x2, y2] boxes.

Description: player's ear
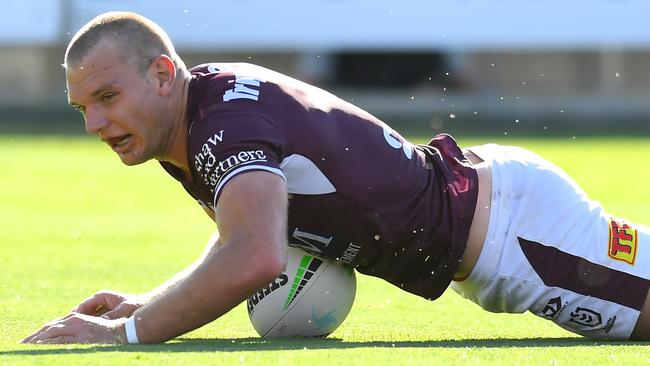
[[150, 54, 176, 96]]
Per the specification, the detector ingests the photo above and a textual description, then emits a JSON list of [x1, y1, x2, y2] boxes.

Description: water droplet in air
[[449, 113, 456, 119]]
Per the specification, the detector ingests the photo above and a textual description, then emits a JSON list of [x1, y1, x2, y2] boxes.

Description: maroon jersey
[[160, 63, 478, 300]]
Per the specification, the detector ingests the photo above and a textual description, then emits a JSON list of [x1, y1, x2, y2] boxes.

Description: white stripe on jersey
[[213, 165, 286, 207], [280, 154, 336, 195]]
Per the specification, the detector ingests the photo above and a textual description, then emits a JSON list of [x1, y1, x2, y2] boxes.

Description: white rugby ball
[[247, 246, 356, 338]]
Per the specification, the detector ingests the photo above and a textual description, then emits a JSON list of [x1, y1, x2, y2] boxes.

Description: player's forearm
[[126, 238, 283, 343]]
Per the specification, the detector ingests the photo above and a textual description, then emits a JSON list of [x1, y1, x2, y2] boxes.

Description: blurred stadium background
[[2, 0, 650, 135]]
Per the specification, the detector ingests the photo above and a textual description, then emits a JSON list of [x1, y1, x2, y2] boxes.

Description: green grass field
[[1, 133, 649, 365]]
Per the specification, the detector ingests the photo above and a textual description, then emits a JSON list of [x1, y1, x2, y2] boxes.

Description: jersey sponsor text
[[224, 75, 265, 102], [194, 130, 224, 173], [198, 149, 268, 190]]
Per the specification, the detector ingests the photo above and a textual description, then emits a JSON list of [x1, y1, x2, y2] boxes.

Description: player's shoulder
[[188, 62, 290, 131], [189, 62, 273, 86]]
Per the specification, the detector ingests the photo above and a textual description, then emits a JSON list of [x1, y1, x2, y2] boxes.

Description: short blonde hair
[[64, 11, 186, 74]]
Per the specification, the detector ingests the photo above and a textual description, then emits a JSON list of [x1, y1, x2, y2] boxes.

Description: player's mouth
[[107, 134, 133, 152]]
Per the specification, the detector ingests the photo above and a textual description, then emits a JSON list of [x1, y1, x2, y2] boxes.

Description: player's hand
[[73, 290, 145, 319], [21, 313, 126, 344]]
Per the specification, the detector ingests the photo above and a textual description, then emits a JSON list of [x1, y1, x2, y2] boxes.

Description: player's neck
[[159, 74, 191, 172]]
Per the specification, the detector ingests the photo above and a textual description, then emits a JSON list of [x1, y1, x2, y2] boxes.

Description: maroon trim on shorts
[[518, 237, 650, 311]]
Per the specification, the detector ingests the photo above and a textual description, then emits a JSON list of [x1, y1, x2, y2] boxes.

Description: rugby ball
[[247, 247, 356, 338]]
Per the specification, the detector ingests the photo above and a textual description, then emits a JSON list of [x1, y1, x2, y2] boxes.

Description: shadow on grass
[[3, 337, 648, 355]]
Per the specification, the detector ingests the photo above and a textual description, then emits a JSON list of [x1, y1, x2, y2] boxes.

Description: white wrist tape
[[124, 316, 140, 344]]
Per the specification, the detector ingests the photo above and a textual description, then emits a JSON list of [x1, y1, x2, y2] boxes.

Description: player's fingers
[[21, 313, 77, 343], [73, 296, 110, 315], [35, 336, 79, 344], [72, 299, 97, 314], [21, 333, 37, 344], [74, 290, 127, 313], [25, 313, 104, 344], [27, 324, 79, 344], [101, 303, 137, 319], [22, 325, 51, 343]]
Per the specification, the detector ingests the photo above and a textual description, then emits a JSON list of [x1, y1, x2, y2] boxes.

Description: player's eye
[[101, 92, 116, 103]]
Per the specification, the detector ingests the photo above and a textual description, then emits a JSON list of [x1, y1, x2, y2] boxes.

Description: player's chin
[[117, 150, 149, 166]]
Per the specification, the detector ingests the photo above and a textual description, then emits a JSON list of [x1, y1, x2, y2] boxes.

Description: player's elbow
[[245, 241, 288, 286], [259, 245, 288, 282]]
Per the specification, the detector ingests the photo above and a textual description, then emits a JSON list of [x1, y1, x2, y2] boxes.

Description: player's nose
[[84, 106, 109, 134]]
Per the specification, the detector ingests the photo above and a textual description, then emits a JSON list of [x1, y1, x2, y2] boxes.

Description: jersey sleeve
[[188, 111, 288, 208]]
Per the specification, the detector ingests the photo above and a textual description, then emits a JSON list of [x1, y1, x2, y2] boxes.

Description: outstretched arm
[[23, 171, 288, 344], [128, 171, 288, 343]]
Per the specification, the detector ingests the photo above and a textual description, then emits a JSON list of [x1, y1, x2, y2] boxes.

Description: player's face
[[66, 40, 172, 166]]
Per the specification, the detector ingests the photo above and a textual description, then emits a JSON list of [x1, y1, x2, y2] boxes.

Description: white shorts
[[451, 144, 650, 339]]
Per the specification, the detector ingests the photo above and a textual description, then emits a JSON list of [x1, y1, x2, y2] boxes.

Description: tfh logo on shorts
[[223, 74, 265, 102], [608, 218, 638, 265], [569, 307, 602, 327]]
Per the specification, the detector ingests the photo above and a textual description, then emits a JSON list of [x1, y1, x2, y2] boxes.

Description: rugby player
[[22, 11, 650, 344]]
